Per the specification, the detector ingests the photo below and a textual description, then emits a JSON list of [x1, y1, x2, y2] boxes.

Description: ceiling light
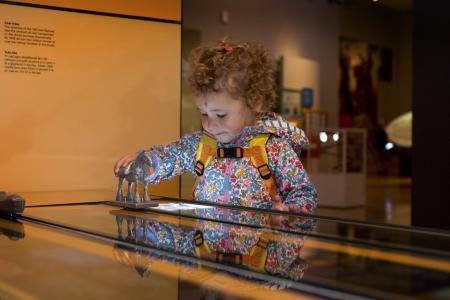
[[320, 132, 328, 143]]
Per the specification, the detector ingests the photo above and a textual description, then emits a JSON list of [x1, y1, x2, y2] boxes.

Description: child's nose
[[204, 118, 217, 130]]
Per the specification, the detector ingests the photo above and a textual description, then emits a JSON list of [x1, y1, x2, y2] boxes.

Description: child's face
[[194, 91, 256, 143]]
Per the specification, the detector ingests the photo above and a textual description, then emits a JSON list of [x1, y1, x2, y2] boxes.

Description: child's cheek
[[222, 119, 232, 131], [226, 119, 242, 132]]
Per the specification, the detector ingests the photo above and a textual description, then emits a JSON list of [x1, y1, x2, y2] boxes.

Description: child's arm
[[268, 137, 318, 215], [147, 131, 201, 184], [114, 131, 202, 183]]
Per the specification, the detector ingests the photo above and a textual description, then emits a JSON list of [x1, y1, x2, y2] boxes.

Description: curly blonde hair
[[187, 37, 276, 112]]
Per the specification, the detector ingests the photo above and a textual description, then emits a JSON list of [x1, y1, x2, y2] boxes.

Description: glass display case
[[1, 192, 450, 300], [304, 128, 367, 207]]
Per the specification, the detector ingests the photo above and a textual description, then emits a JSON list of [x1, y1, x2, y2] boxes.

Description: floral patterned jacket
[[147, 112, 318, 214]]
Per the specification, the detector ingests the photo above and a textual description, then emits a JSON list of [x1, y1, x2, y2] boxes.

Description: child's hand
[[272, 195, 285, 211], [114, 153, 137, 176], [270, 195, 286, 227], [273, 195, 311, 214], [270, 195, 311, 228]]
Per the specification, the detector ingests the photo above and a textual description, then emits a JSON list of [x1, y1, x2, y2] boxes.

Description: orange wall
[[0, 2, 181, 201]]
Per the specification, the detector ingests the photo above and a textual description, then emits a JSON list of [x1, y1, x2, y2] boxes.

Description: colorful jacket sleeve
[[145, 131, 202, 184], [266, 136, 318, 216]]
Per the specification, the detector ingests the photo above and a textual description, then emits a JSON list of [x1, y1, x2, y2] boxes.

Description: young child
[[114, 38, 317, 216]]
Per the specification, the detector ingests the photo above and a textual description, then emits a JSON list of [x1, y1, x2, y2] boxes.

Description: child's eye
[[217, 114, 227, 118], [201, 113, 208, 117]]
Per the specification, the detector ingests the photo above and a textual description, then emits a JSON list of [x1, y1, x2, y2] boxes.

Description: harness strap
[[192, 133, 278, 200], [248, 135, 278, 200], [194, 230, 270, 271], [194, 230, 214, 260], [242, 231, 270, 271], [190, 134, 217, 199], [194, 133, 217, 176]]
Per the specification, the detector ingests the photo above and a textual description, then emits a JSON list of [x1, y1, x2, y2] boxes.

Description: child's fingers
[[114, 158, 127, 174], [113, 161, 120, 175], [270, 195, 285, 227], [114, 153, 137, 175], [272, 195, 284, 211]]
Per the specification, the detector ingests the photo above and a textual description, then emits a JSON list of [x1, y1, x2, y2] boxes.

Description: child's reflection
[[111, 208, 314, 284]]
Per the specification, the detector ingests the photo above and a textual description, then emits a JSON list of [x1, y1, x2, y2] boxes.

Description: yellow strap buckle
[[257, 164, 272, 180], [194, 230, 204, 246], [217, 147, 243, 158], [194, 161, 205, 176], [256, 237, 269, 249], [216, 252, 243, 265]]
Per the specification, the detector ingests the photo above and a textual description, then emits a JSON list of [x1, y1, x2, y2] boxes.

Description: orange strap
[[242, 232, 270, 271], [194, 144, 215, 176], [248, 146, 278, 200]]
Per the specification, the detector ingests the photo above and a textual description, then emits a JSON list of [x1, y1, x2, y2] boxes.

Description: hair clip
[[221, 43, 233, 53]]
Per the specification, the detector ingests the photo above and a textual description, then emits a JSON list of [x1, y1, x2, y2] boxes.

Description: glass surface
[[16, 198, 450, 300], [24, 198, 450, 256], [1, 217, 325, 300]]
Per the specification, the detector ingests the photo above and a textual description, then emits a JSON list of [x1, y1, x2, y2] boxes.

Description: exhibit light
[[332, 133, 339, 142], [385, 111, 412, 148], [319, 132, 328, 143], [385, 142, 394, 151]]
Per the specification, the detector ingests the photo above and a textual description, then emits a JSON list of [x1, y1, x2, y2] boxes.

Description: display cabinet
[[304, 128, 367, 207]]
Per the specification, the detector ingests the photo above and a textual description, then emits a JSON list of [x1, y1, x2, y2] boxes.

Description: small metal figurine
[[110, 151, 159, 209], [0, 191, 25, 217]]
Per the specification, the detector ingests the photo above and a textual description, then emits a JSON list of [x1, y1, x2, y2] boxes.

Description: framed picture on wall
[[281, 88, 302, 116]]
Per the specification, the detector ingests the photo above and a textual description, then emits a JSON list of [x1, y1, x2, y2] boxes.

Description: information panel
[[0, 4, 181, 195]]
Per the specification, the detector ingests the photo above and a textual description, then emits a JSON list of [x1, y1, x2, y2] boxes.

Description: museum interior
[[180, 0, 449, 231], [182, 0, 415, 226], [0, 0, 448, 228], [1, 0, 449, 299], [3, 0, 447, 228]]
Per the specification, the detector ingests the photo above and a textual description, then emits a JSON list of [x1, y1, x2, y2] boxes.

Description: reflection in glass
[[0, 218, 25, 241], [111, 208, 315, 282]]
